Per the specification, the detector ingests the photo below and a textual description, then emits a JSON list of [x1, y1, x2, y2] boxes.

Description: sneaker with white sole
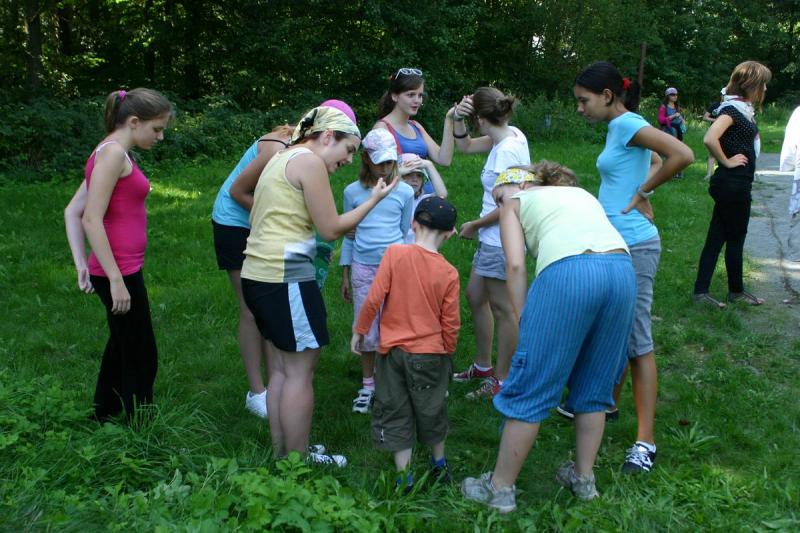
[[308, 444, 326, 455], [555, 461, 599, 501], [461, 471, 516, 513], [453, 364, 494, 383], [466, 376, 500, 400], [352, 388, 374, 414], [244, 390, 268, 419], [621, 442, 656, 473], [308, 451, 348, 467]]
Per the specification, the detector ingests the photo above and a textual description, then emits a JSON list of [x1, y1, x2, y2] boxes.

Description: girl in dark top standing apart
[[693, 61, 772, 308], [373, 68, 454, 193]]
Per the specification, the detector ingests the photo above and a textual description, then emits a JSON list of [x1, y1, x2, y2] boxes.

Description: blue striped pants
[[493, 253, 636, 423]]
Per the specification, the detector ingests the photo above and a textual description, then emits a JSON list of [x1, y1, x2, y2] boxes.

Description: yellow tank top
[[241, 147, 317, 282]]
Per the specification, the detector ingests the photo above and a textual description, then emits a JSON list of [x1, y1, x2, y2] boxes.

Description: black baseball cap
[[414, 196, 457, 231]]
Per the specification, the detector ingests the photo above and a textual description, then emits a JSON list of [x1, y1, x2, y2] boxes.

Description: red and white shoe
[[453, 364, 494, 383], [466, 376, 501, 400]]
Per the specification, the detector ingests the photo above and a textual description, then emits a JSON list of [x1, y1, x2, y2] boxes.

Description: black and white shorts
[[241, 278, 329, 352]]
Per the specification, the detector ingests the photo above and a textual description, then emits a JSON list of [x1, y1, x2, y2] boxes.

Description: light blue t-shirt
[[339, 181, 415, 265], [212, 141, 260, 228], [596, 112, 658, 246]]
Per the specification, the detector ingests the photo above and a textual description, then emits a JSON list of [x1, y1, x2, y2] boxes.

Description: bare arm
[[459, 208, 500, 239], [418, 121, 453, 166], [451, 96, 494, 153], [422, 159, 447, 198], [81, 145, 130, 314], [704, 114, 748, 169], [499, 199, 528, 318], [290, 153, 399, 241], [230, 135, 288, 210], [622, 126, 695, 221], [64, 180, 94, 293]]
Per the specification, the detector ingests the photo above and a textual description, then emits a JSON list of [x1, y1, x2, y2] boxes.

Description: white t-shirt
[[478, 126, 531, 247]]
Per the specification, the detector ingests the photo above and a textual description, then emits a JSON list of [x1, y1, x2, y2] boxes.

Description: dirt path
[[744, 153, 800, 329]]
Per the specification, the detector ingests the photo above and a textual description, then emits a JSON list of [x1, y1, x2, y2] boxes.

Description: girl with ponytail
[[572, 61, 693, 474], [448, 87, 531, 400], [64, 87, 173, 422], [373, 68, 454, 193]]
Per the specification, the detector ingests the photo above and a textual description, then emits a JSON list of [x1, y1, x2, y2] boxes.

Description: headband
[[493, 168, 539, 189], [291, 106, 360, 144]]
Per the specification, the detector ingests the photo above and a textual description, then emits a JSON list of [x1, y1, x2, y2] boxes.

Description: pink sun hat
[[321, 99, 357, 124]]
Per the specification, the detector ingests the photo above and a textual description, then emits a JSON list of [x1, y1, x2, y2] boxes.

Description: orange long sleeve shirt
[[355, 244, 460, 355]]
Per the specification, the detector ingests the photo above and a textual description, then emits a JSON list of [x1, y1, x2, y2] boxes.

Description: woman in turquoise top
[[211, 124, 293, 420], [573, 61, 693, 475]]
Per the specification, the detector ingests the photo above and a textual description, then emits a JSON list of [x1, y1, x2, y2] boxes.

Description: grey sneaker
[[555, 461, 599, 501], [461, 472, 516, 514], [621, 442, 656, 473]]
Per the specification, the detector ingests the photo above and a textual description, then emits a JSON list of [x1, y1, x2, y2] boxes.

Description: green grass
[[1, 118, 799, 531]]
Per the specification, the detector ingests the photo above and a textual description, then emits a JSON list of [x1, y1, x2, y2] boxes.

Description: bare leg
[[430, 440, 445, 462], [394, 448, 413, 471], [267, 347, 319, 454], [466, 270, 493, 368], [630, 352, 657, 444], [574, 412, 605, 477], [265, 340, 286, 456], [361, 351, 376, 380], [491, 419, 540, 489], [486, 278, 518, 381], [612, 363, 629, 407], [227, 269, 268, 393]]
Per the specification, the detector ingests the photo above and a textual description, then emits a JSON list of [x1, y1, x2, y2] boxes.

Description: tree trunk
[[57, 4, 73, 56], [23, 0, 43, 96]]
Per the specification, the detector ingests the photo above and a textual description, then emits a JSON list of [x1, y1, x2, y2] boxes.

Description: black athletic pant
[[90, 270, 158, 421], [693, 186, 751, 294]]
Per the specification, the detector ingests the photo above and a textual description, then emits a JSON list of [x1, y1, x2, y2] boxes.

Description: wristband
[[637, 185, 654, 199], [454, 131, 468, 139]]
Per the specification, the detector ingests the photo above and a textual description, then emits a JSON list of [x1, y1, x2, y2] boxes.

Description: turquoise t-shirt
[[212, 141, 259, 228], [596, 112, 658, 246]]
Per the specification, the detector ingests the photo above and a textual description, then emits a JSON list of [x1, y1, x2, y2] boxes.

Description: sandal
[[727, 291, 764, 306], [693, 293, 727, 309]]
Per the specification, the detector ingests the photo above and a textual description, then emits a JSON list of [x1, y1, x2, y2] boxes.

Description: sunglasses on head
[[394, 68, 423, 79]]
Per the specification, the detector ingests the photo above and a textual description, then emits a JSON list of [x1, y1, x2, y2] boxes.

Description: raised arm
[[417, 121, 454, 166], [292, 153, 399, 241], [81, 145, 130, 314], [422, 159, 448, 198], [64, 180, 94, 293], [450, 96, 493, 154], [230, 135, 288, 210]]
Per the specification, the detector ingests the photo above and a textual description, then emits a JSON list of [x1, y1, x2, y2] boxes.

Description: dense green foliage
[[5, 1, 799, 108], [1, 119, 798, 530]]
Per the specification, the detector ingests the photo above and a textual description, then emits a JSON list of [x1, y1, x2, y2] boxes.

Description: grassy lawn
[[1, 112, 798, 531]]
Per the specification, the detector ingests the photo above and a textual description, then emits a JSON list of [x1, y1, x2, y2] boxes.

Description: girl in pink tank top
[[64, 88, 172, 422]]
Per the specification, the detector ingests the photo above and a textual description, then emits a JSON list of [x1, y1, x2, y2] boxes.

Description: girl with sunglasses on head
[[240, 104, 398, 466], [374, 68, 454, 193], [448, 87, 530, 401], [572, 61, 693, 475], [693, 61, 772, 307]]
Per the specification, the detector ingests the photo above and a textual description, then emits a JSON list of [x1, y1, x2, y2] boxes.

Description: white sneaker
[[308, 444, 327, 454], [309, 451, 348, 467], [352, 388, 374, 414], [245, 390, 268, 419]]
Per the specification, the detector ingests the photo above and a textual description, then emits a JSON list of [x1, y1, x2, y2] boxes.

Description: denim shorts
[[472, 242, 506, 280], [628, 237, 661, 358]]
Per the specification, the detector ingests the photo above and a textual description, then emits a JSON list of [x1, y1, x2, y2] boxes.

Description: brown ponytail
[[102, 88, 173, 134]]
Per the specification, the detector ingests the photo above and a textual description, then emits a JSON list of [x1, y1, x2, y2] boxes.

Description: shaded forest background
[[2, 0, 799, 180]]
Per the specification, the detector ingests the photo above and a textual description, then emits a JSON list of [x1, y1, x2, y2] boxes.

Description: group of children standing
[[65, 58, 774, 511]]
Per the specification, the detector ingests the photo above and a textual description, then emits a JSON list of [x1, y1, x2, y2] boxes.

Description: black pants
[[90, 270, 158, 420], [693, 187, 752, 294]]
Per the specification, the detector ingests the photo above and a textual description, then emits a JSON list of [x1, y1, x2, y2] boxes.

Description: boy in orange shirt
[[351, 196, 460, 488]]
